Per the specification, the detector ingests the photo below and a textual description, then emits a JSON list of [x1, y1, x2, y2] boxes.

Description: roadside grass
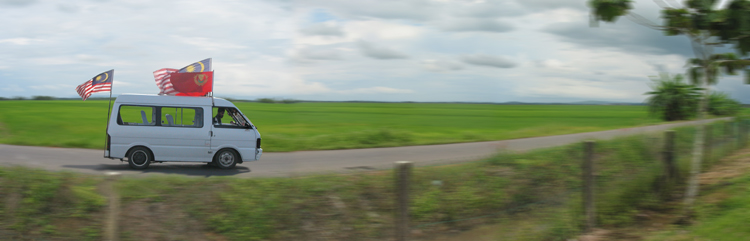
[[5, 122, 744, 240], [640, 150, 750, 241], [0, 168, 106, 240], [0, 100, 663, 151]]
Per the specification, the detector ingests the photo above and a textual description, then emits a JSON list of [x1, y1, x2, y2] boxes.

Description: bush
[[707, 91, 741, 116], [645, 73, 703, 121]]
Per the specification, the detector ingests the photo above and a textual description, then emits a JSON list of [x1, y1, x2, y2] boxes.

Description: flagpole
[[210, 58, 214, 98], [210, 57, 215, 106], [103, 70, 114, 158]]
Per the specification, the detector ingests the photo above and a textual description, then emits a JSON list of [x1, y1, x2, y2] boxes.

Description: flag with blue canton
[[75, 69, 113, 101], [178, 58, 212, 73]]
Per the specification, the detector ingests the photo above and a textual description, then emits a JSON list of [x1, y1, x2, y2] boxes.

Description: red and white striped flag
[[75, 70, 113, 101], [153, 68, 179, 95]]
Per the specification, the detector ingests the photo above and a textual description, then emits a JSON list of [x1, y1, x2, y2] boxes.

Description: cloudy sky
[[0, 0, 747, 103]]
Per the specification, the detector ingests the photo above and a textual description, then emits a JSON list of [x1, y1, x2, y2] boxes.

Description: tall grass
[[0, 100, 662, 151]]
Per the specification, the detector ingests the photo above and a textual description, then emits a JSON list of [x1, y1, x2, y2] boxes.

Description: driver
[[213, 107, 226, 125]]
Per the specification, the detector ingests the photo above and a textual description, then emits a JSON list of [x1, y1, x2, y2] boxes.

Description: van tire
[[214, 149, 238, 169], [127, 147, 152, 170]]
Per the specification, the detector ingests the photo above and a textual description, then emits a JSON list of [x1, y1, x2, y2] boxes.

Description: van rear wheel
[[127, 147, 152, 170], [214, 149, 238, 169]]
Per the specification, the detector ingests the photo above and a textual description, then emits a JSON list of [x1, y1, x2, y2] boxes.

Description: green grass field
[[0, 100, 668, 152]]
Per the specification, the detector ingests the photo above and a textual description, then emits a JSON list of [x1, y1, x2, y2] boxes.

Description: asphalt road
[[0, 118, 730, 178]]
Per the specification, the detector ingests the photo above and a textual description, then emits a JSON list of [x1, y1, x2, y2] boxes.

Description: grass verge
[[1, 121, 746, 240]]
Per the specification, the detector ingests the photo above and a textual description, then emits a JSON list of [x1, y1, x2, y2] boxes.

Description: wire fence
[[393, 119, 750, 241]]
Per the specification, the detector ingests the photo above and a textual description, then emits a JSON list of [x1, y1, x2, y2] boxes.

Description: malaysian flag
[[153, 68, 179, 95], [153, 58, 212, 95], [75, 70, 113, 101]]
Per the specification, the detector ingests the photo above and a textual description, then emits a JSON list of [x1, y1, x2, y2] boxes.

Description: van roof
[[114, 94, 234, 107]]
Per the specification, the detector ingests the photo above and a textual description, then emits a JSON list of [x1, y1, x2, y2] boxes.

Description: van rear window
[[118, 105, 156, 126]]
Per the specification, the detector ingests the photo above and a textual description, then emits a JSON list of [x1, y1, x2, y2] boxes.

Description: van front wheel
[[214, 149, 238, 169], [127, 147, 152, 170]]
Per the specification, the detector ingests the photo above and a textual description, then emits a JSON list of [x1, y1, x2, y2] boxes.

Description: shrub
[[707, 91, 741, 116], [645, 73, 702, 121]]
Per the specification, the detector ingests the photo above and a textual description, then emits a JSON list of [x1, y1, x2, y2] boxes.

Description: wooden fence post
[[725, 121, 733, 150], [735, 121, 742, 149], [104, 172, 121, 241], [395, 161, 413, 241], [583, 141, 595, 232], [704, 125, 713, 165], [664, 131, 677, 180]]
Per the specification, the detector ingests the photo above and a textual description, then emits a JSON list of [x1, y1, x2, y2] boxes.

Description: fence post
[[725, 121, 733, 150], [395, 161, 412, 241], [664, 131, 677, 180], [583, 141, 595, 232], [704, 125, 713, 165], [104, 172, 121, 241]]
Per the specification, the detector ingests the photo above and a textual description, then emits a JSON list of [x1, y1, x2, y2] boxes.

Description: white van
[[105, 94, 262, 169]]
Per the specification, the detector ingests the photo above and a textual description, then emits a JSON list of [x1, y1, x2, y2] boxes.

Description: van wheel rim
[[132, 151, 148, 166], [218, 152, 234, 166]]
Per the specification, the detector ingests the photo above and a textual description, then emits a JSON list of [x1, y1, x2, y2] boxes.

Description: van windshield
[[212, 107, 250, 127]]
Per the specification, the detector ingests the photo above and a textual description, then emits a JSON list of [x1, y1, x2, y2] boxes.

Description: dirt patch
[[0, 122, 9, 137], [699, 149, 750, 186], [119, 200, 210, 241]]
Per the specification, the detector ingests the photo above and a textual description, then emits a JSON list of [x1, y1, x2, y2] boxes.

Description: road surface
[[0, 118, 730, 178]]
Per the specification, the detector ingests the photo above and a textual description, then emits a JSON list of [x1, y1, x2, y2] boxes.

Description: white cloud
[[29, 84, 72, 90], [1, 0, 748, 103], [421, 59, 463, 71], [462, 54, 517, 68], [439, 19, 514, 33], [0, 38, 43, 45], [357, 41, 409, 59], [177, 37, 249, 51], [514, 78, 635, 99], [1, 85, 24, 92], [342, 86, 414, 94], [300, 22, 344, 36], [292, 46, 343, 61]]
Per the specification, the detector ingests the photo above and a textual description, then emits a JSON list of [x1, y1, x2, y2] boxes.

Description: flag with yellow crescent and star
[[178, 58, 211, 73], [75, 69, 113, 101]]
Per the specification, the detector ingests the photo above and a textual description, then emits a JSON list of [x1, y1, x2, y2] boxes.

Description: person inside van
[[213, 107, 226, 125]]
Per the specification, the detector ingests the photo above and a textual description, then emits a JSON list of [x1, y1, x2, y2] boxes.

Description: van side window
[[118, 105, 156, 126], [159, 107, 203, 128]]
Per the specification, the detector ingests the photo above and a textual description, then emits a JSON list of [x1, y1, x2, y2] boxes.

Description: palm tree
[[646, 73, 703, 121]]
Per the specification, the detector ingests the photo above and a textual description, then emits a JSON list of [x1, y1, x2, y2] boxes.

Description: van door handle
[[209, 131, 213, 136]]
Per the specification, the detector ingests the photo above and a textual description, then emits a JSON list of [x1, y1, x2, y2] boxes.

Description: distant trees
[[256, 98, 299, 104], [32, 96, 55, 100]]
